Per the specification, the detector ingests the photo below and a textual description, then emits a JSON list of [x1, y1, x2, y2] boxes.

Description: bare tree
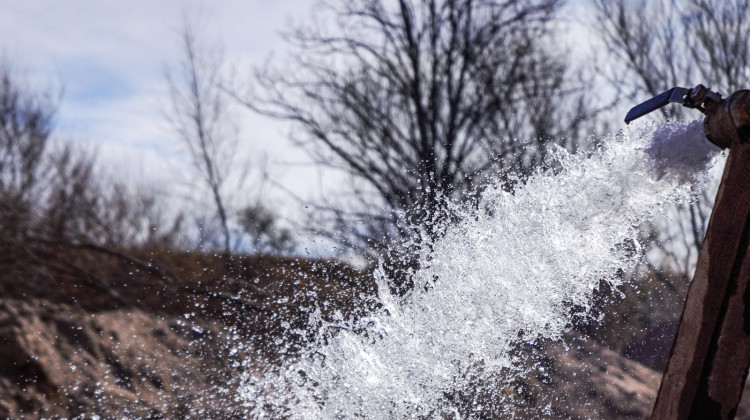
[[591, 0, 750, 276], [0, 59, 184, 251], [40, 143, 97, 241], [684, 0, 750, 93], [0, 62, 56, 240], [164, 20, 241, 254], [238, 204, 294, 255], [592, 0, 750, 119], [236, 0, 591, 260], [42, 146, 185, 249]]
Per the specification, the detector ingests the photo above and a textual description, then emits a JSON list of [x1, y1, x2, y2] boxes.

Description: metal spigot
[[624, 84, 722, 124], [625, 84, 750, 149]]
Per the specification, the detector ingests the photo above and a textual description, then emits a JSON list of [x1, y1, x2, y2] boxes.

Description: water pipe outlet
[[625, 85, 750, 149]]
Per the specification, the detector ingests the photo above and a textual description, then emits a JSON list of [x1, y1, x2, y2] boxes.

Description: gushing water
[[238, 121, 718, 418]]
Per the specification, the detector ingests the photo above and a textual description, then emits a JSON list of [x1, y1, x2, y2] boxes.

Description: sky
[[0, 0, 332, 224], [0, 0, 594, 238]]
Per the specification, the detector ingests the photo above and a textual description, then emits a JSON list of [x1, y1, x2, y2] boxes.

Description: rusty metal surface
[[730, 91, 750, 142], [652, 90, 750, 419]]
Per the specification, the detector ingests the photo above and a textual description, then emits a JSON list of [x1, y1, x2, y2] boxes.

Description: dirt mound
[[2, 242, 748, 419], [509, 334, 661, 419], [0, 299, 230, 418], [0, 243, 374, 418]]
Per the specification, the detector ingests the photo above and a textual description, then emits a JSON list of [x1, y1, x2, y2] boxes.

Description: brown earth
[[1, 242, 749, 419], [0, 242, 374, 418]]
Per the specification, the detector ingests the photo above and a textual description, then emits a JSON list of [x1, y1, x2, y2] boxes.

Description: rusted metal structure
[[626, 85, 750, 419]]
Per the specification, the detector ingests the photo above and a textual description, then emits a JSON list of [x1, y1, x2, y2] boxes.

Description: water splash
[[238, 122, 719, 418]]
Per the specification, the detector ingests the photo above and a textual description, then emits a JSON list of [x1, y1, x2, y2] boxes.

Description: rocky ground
[[1, 242, 748, 419]]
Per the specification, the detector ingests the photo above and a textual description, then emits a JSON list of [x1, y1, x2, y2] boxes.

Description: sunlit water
[[237, 121, 719, 418]]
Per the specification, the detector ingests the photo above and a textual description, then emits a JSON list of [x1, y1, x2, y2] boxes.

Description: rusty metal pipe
[[652, 90, 750, 419]]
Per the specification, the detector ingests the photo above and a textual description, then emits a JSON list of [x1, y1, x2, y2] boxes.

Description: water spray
[[242, 86, 733, 418], [627, 85, 750, 419]]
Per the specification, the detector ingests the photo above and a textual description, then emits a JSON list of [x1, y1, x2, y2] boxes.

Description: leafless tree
[[0, 60, 184, 250], [236, 0, 592, 261], [164, 20, 241, 254], [0, 62, 56, 240], [40, 143, 97, 241], [238, 204, 294, 255], [592, 0, 750, 119], [591, 0, 750, 277], [42, 146, 185, 249]]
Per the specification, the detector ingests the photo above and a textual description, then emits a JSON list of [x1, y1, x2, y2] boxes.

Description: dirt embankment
[[0, 243, 374, 418], [2, 242, 749, 419]]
